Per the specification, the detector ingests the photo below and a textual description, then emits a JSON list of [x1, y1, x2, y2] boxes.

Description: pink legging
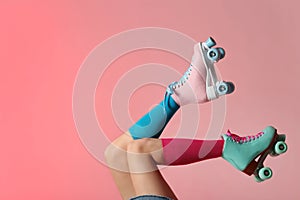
[[162, 138, 224, 165]]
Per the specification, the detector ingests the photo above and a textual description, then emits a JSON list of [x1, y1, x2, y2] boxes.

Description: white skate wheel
[[217, 47, 225, 59], [217, 82, 228, 96], [207, 48, 220, 62], [274, 141, 287, 155], [258, 167, 273, 181], [225, 82, 235, 94]]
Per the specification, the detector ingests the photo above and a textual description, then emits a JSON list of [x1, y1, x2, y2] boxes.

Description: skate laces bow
[[166, 66, 192, 95], [226, 130, 264, 143]]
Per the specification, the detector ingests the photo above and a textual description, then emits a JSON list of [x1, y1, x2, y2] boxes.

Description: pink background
[[1, 0, 299, 199]]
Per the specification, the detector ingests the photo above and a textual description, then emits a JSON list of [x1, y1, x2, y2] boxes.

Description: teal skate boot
[[222, 126, 287, 182]]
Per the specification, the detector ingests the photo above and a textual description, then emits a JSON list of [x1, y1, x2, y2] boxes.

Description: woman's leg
[[128, 37, 234, 140], [127, 138, 178, 200], [105, 133, 136, 200], [105, 39, 215, 198], [105, 38, 234, 199], [125, 137, 224, 199], [121, 137, 224, 199], [126, 126, 286, 199]]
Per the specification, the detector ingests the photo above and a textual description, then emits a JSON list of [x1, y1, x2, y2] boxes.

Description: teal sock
[[129, 93, 179, 140]]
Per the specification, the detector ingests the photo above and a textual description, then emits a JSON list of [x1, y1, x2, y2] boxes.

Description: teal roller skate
[[222, 126, 287, 182]]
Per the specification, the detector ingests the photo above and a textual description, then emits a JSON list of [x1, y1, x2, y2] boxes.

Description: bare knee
[[104, 143, 123, 163], [104, 133, 132, 168]]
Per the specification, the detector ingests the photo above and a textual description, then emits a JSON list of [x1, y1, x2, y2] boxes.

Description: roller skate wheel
[[217, 47, 226, 59], [270, 150, 279, 157], [277, 134, 286, 142], [217, 82, 228, 95], [204, 37, 216, 48], [274, 141, 287, 155], [254, 175, 263, 182], [225, 82, 235, 94], [207, 48, 220, 62], [258, 167, 273, 181]]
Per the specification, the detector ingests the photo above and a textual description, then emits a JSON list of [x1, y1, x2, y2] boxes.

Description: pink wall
[[1, 0, 299, 199]]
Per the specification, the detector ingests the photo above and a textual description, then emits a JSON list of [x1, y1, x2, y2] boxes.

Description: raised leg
[[123, 128, 284, 199], [126, 137, 225, 199], [128, 37, 234, 140], [106, 37, 235, 199]]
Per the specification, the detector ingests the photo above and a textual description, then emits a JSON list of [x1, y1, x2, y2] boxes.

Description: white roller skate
[[167, 37, 234, 106]]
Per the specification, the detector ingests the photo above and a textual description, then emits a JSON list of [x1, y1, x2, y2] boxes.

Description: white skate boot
[[167, 37, 234, 106]]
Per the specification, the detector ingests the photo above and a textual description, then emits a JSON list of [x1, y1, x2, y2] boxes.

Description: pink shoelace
[[226, 130, 265, 143]]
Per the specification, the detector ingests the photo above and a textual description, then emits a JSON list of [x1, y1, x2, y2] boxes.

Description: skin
[[105, 132, 177, 200]]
